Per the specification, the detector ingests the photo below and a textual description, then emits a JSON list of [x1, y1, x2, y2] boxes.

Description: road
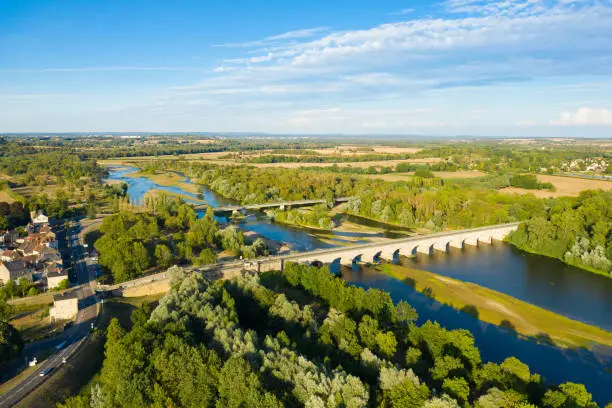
[[0, 220, 100, 407]]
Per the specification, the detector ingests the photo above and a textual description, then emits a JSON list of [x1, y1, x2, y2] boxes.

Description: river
[[106, 166, 611, 405]]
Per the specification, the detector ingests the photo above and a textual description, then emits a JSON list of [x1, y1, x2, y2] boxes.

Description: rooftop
[[53, 291, 79, 301]]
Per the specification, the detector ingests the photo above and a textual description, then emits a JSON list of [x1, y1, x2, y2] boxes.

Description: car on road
[[39, 368, 54, 377]]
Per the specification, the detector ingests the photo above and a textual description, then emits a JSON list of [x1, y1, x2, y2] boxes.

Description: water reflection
[[343, 267, 612, 406], [402, 243, 612, 330], [105, 166, 206, 205]]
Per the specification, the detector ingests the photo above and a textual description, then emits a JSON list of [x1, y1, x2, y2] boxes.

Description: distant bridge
[[96, 222, 520, 294], [197, 197, 351, 214]]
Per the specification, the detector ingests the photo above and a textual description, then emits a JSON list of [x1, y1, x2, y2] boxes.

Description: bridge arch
[[416, 243, 434, 256], [310, 260, 324, 268]]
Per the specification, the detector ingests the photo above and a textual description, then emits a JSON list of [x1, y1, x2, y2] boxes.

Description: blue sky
[[1, 0, 611, 136]]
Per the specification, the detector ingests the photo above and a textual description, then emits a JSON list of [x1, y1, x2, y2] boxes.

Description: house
[[50, 292, 78, 321], [0, 230, 19, 247], [0, 260, 32, 284], [1, 249, 22, 262], [18, 239, 42, 257], [30, 210, 49, 226], [39, 247, 63, 266], [47, 268, 69, 289]]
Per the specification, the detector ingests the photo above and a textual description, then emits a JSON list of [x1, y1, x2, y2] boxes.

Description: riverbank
[[143, 188, 205, 204], [376, 263, 612, 350], [507, 241, 611, 279], [125, 170, 200, 194]]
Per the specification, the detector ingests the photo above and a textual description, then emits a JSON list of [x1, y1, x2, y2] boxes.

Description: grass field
[[9, 303, 63, 343], [12, 185, 63, 198], [377, 263, 612, 350], [500, 174, 612, 198]]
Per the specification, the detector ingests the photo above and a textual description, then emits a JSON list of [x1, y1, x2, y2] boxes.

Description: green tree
[[154, 244, 173, 268], [442, 377, 470, 405], [0, 321, 23, 363], [217, 357, 282, 408], [195, 248, 217, 266]]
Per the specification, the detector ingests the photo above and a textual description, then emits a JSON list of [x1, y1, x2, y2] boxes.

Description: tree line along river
[[106, 166, 612, 405]]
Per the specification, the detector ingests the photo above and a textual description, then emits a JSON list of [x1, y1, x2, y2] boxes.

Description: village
[[0, 210, 68, 293]]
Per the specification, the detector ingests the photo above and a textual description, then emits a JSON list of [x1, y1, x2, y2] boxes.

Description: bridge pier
[[433, 241, 448, 253], [464, 237, 478, 247]]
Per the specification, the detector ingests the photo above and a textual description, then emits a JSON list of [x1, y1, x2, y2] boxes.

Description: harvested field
[[311, 145, 422, 155], [103, 156, 441, 169], [361, 170, 486, 182], [100, 146, 425, 164], [501, 174, 612, 198], [248, 158, 441, 169]]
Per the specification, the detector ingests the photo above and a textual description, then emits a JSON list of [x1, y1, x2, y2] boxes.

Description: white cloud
[[266, 27, 329, 41], [4, 0, 612, 135], [214, 27, 329, 48], [554, 107, 612, 125], [391, 8, 415, 15], [0, 66, 202, 73]]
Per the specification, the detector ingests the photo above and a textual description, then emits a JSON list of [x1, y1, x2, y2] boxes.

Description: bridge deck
[[195, 197, 350, 213], [265, 221, 520, 262]]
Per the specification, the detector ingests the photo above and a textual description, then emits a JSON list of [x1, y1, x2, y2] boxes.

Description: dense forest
[[414, 145, 608, 174], [95, 195, 268, 283], [59, 264, 599, 408], [0, 146, 107, 186], [508, 190, 612, 275], [142, 160, 546, 231]]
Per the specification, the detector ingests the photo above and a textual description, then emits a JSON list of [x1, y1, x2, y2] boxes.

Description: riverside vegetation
[[58, 264, 601, 408], [131, 160, 612, 276], [95, 194, 269, 283]]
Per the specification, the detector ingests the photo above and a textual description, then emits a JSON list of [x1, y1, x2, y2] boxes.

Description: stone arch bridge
[[96, 222, 520, 295], [253, 222, 520, 273]]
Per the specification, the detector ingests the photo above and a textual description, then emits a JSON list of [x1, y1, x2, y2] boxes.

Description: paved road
[[0, 220, 100, 407]]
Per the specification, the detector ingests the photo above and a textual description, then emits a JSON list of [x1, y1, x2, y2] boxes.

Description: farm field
[[311, 145, 422, 155], [501, 174, 612, 197], [11, 185, 62, 199], [246, 157, 442, 169], [103, 155, 442, 169], [361, 170, 486, 182]]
